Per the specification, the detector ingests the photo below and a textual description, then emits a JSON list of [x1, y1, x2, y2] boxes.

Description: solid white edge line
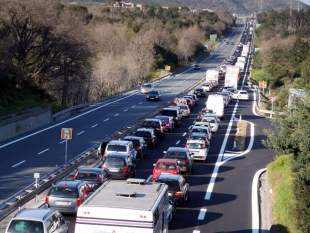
[[91, 124, 98, 128], [12, 160, 26, 168], [193, 231, 200, 233], [38, 149, 49, 155], [197, 208, 207, 220], [252, 168, 266, 233]]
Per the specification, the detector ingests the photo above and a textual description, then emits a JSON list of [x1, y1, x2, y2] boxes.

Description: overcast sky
[[301, 0, 310, 5]]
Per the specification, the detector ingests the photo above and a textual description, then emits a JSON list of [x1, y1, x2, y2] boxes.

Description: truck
[[237, 57, 246, 63], [226, 65, 240, 81], [206, 69, 219, 82], [235, 62, 245, 72], [242, 45, 249, 57], [75, 178, 170, 233], [224, 73, 239, 90]]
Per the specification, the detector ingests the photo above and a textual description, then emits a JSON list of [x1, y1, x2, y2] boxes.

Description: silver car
[[140, 83, 154, 94], [6, 209, 69, 233], [178, 104, 190, 117]]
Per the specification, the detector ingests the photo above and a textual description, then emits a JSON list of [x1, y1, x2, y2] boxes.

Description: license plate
[[109, 168, 120, 172], [168, 193, 173, 197], [56, 201, 69, 205]]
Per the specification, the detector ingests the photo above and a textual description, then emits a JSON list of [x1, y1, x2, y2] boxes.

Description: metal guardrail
[[0, 74, 204, 222]]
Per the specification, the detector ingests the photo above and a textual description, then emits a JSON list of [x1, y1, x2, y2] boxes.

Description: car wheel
[[186, 167, 192, 175], [152, 142, 155, 149]]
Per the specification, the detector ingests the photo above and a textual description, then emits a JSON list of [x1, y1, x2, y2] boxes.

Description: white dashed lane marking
[[91, 124, 98, 128], [104, 118, 109, 122], [77, 131, 84, 135], [114, 114, 119, 116], [12, 160, 26, 168], [38, 149, 49, 154]]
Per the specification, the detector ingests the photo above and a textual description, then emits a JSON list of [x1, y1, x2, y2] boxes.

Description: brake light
[[45, 196, 49, 203], [98, 176, 102, 182], [201, 144, 205, 149], [165, 124, 170, 127], [156, 128, 161, 132], [123, 166, 129, 173], [77, 198, 82, 206], [150, 137, 153, 140], [175, 191, 183, 197], [185, 143, 189, 148], [73, 172, 78, 180], [136, 146, 141, 150]]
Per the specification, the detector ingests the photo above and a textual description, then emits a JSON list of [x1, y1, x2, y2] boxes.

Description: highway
[[0, 21, 276, 233]]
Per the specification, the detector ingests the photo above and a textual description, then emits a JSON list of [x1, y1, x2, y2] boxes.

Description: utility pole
[[261, 0, 263, 13], [290, 0, 293, 17], [298, 0, 300, 11]]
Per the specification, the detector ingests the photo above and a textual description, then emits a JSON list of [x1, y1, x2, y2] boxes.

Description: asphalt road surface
[[0, 20, 277, 233]]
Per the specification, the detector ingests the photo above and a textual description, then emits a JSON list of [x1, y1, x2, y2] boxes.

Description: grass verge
[[235, 120, 248, 150], [267, 155, 295, 233]]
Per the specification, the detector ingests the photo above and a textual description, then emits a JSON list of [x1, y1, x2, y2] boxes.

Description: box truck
[[206, 69, 219, 82]]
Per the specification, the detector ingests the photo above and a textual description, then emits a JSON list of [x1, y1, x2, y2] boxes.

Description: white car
[[201, 116, 220, 133], [186, 139, 208, 162], [190, 125, 212, 141], [178, 104, 190, 117], [232, 90, 249, 100]]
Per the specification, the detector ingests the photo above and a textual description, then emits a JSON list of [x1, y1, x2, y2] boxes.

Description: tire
[[186, 167, 192, 175]]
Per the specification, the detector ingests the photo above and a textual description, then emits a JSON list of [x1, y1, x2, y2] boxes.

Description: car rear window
[[202, 117, 215, 123], [104, 158, 125, 167], [240, 91, 247, 94], [143, 121, 160, 128], [106, 145, 127, 152], [166, 151, 186, 159], [192, 128, 207, 133], [135, 131, 151, 137], [49, 187, 79, 198], [189, 135, 206, 140], [8, 220, 44, 233], [76, 172, 99, 181], [156, 117, 169, 124], [162, 110, 177, 116], [188, 143, 204, 149], [156, 180, 180, 191]]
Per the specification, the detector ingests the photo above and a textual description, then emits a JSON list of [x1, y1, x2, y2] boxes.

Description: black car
[[155, 115, 175, 133], [134, 128, 158, 149], [164, 147, 194, 175], [123, 136, 148, 159], [193, 64, 200, 70], [73, 167, 111, 191], [101, 153, 136, 180], [184, 94, 198, 106], [140, 118, 165, 140], [194, 87, 206, 97], [146, 90, 161, 101], [161, 108, 181, 128], [154, 174, 190, 206]]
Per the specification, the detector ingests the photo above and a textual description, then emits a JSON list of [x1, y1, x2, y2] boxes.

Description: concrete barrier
[[0, 107, 52, 142]]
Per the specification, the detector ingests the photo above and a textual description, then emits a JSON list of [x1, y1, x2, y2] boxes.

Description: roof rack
[[126, 178, 145, 185], [115, 190, 136, 197]]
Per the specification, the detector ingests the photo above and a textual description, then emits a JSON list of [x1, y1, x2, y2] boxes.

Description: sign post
[[259, 81, 267, 95], [269, 96, 278, 117], [164, 65, 171, 75], [34, 173, 40, 187], [61, 128, 73, 169]]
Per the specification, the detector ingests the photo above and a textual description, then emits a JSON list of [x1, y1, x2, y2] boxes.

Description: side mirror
[[163, 151, 167, 154]]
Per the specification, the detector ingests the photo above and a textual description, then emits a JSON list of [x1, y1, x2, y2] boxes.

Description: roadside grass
[[235, 120, 247, 150], [268, 155, 296, 233]]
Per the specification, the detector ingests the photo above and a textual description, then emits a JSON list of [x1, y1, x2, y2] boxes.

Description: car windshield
[[156, 180, 180, 191], [104, 158, 125, 167], [166, 151, 186, 159], [142, 84, 151, 88], [149, 91, 158, 94], [124, 139, 140, 148], [49, 187, 79, 198], [106, 145, 127, 152], [135, 131, 151, 137], [187, 143, 204, 149], [192, 128, 207, 133], [8, 220, 44, 233], [156, 162, 176, 170], [76, 172, 99, 181], [202, 117, 216, 123]]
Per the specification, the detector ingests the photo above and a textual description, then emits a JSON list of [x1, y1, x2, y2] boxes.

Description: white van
[[205, 94, 224, 119]]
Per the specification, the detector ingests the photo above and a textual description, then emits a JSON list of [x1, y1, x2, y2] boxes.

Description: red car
[[152, 158, 180, 180]]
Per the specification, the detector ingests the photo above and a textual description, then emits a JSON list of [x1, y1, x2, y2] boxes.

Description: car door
[[186, 150, 193, 168], [180, 177, 189, 201], [127, 156, 136, 177], [129, 143, 137, 160]]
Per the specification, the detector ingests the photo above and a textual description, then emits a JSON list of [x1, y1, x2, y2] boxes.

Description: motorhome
[[75, 178, 170, 233]]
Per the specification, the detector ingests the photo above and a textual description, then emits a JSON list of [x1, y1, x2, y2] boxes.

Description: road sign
[[259, 81, 266, 88], [269, 96, 278, 103], [165, 65, 171, 71], [61, 128, 73, 140], [34, 173, 40, 178]]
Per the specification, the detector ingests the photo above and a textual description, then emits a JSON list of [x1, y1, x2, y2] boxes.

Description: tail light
[[201, 144, 205, 149], [185, 143, 189, 148], [123, 166, 129, 173], [73, 172, 78, 180], [165, 124, 170, 127], [45, 196, 49, 203], [76, 198, 82, 206], [101, 163, 105, 169], [156, 128, 161, 132], [98, 175, 102, 182], [175, 191, 183, 197], [150, 136, 153, 140], [182, 159, 189, 164], [136, 146, 141, 150]]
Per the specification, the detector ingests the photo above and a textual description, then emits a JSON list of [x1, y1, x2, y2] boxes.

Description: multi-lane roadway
[[0, 21, 276, 233]]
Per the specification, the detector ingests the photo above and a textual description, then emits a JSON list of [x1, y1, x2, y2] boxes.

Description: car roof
[[55, 180, 83, 187], [155, 173, 182, 181], [187, 139, 205, 143], [77, 167, 103, 173], [155, 115, 170, 119], [191, 132, 207, 137], [106, 153, 128, 158], [14, 209, 56, 219], [124, 136, 143, 141], [144, 118, 160, 122], [167, 147, 188, 152], [163, 107, 177, 110], [136, 128, 153, 132]]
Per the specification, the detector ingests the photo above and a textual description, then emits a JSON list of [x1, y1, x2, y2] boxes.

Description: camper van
[[75, 178, 170, 233]]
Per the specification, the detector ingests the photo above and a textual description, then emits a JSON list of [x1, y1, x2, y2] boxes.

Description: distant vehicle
[[154, 174, 190, 207], [5, 209, 69, 233], [163, 147, 194, 175], [104, 140, 137, 161], [230, 42, 234, 45], [146, 90, 161, 101], [201, 81, 214, 92], [205, 94, 224, 119], [101, 153, 136, 179], [206, 69, 219, 83], [178, 104, 191, 117], [123, 136, 148, 159], [185, 139, 208, 162], [141, 118, 165, 140], [140, 83, 154, 94], [45, 180, 93, 214], [185, 94, 198, 106], [194, 87, 206, 97], [152, 158, 180, 180], [155, 115, 175, 132], [201, 115, 220, 133], [73, 167, 111, 191], [75, 178, 170, 233], [232, 90, 249, 100], [193, 64, 200, 70], [134, 128, 158, 149], [187, 132, 210, 151], [161, 108, 182, 127]]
